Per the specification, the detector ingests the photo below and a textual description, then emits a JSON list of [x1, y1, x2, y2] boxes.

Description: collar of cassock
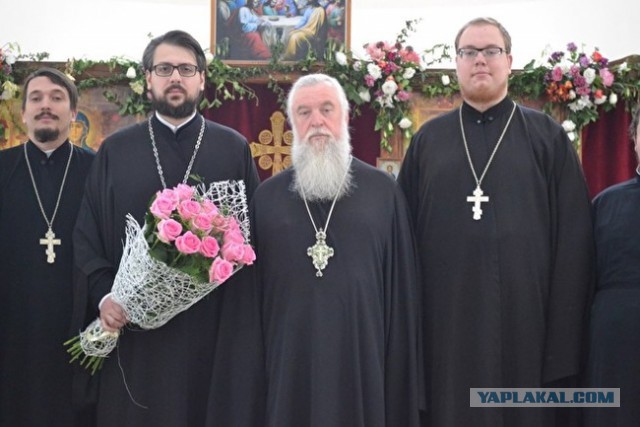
[[461, 96, 514, 125], [155, 110, 198, 134], [27, 139, 71, 162]]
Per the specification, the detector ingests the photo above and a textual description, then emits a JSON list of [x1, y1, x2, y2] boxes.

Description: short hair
[[22, 67, 78, 111], [630, 104, 640, 144], [455, 17, 512, 54], [286, 73, 350, 122], [142, 30, 206, 73]]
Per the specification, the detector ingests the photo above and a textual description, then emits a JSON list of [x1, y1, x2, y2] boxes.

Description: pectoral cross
[[466, 187, 489, 220], [307, 229, 334, 277], [39, 228, 61, 263]]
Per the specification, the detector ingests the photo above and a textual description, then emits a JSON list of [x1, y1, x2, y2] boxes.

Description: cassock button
[[476, 119, 482, 124], [488, 116, 494, 121], [40, 159, 47, 165]]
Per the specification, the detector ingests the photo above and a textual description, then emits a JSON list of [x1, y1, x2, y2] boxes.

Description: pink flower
[[224, 228, 245, 245], [209, 257, 234, 284], [200, 199, 218, 215], [395, 90, 411, 102], [221, 241, 245, 262], [178, 200, 201, 221], [175, 231, 201, 254], [174, 184, 195, 201], [192, 213, 214, 233], [150, 194, 178, 219], [211, 214, 228, 230], [240, 245, 256, 265], [551, 66, 564, 82], [200, 236, 220, 258], [599, 68, 614, 87], [158, 188, 179, 204], [156, 219, 183, 243]]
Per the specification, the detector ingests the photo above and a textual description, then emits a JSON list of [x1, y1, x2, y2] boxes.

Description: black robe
[[398, 97, 594, 427], [72, 114, 260, 427], [251, 158, 421, 427], [584, 174, 640, 426], [0, 141, 94, 427]]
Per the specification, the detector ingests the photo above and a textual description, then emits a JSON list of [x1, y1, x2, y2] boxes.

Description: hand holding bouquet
[[66, 180, 254, 373]]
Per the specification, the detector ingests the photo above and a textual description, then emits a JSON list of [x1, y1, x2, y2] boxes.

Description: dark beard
[[151, 96, 198, 119], [34, 128, 60, 143]]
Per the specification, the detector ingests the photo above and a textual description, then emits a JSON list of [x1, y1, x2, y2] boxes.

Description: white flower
[[398, 117, 412, 129], [566, 131, 576, 142], [583, 68, 596, 85], [569, 95, 592, 112], [205, 51, 214, 65], [441, 75, 451, 86], [402, 67, 415, 80], [4, 53, 16, 65], [568, 90, 576, 100], [617, 62, 628, 73], [335, 51, 348, 66], [366, 63, 382, 80], [562, 119, 576, 132], [65, 73, 76, 82], [0, 90, 10, 100], [358, 89, 371, 103], [130, 80, 145, 95], [609, 93, 618, 105], [126, 66, 137, 79], [353, 60, 362, 72], [594, 93, 606, 105], [381, 79, 398, 96]]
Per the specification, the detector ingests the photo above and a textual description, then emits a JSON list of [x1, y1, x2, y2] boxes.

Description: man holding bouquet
[[249, 74, 422, 426], [73, 30, 260, 426]]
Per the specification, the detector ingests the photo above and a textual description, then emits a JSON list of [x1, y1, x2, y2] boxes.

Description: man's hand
[[100, 295, 128, 332]]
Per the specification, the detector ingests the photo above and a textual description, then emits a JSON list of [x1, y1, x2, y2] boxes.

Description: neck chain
[[299, 156, 352, 278], [148, 115, 206, 188], [460, 101, 517, 220], [24, 141, 73, 264]]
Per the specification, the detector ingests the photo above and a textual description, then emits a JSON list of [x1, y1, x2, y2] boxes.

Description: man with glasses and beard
[[0, 68, 94, 426], [72, 30, 260, 426], [249, 74, 421, 426]]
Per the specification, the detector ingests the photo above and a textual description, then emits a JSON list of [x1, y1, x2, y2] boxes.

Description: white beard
[[291, 124, 353, 202]]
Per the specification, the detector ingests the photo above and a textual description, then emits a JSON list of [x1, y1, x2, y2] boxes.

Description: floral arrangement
[[0, 43, 20, 140], [544, 43, 617, 146], [66, 180, 254, 374], [326, 20, 450, 151]]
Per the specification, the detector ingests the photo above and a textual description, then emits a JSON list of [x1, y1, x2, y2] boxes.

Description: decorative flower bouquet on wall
[[65, 180, 255, 374]]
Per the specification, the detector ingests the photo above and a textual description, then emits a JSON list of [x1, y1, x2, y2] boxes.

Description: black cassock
[[72, 114, 261, 427], [251, 158, 421, 427], [585, 174, 640, 427], [398, 97, 594, 427], [0, 141, 94, 427]]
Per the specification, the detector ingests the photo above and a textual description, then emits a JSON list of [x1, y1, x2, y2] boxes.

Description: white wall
[[2, 0, 637, 68]]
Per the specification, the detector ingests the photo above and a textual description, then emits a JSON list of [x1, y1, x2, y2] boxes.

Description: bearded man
[[249, 73, 421, 426], [72, 30, 261, 427]]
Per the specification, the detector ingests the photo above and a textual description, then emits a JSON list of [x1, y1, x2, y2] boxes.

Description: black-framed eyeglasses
[[151, 63, 199, 77], [457, 47, 506, 60]]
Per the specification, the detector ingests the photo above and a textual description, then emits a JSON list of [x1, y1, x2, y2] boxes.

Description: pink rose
[[211, 214, 228, 230], [221, 241, 245, 262], [156, 219, 183, 243], [551, 66, 563, 82], [200, 236, 220, 258], [175, 231, 201, 254], [224, 228, 245, 245], [240, 244, 256, 265], [599, 68, 614, 87], [209, 257, 234, 284], [192, 213, 214, 233], [158, 188, 179, 204], [200, 199, 219, 215], [178, 200, 201, 221], [174, 184, 195, 201], [150, 195, 178, 219]]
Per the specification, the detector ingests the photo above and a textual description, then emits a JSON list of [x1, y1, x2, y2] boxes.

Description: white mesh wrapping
[[80, 180, 249, 358]]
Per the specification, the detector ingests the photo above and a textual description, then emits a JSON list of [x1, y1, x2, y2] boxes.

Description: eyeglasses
[[151, 63, 199, 77], [457, 47, 506, 60]]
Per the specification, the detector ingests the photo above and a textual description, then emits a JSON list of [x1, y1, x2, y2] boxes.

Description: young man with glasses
[[73, 30, 261, 427], [398, 17, 594, 427]]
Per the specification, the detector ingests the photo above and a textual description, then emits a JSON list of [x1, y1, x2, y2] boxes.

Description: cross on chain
[[39, 228, 61, 263], [307, 229, 334, 277], [466, 187, 489, 220]]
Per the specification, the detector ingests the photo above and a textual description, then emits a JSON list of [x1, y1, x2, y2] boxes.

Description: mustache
[[35, 112, 58, 120], [165, 84, 186, 95]]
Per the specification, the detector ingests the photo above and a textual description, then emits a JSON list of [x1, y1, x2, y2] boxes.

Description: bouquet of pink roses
[[65, 180, 254, 373]]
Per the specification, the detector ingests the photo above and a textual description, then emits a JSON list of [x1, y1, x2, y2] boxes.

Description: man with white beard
[[249, 73, 422, 427]]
